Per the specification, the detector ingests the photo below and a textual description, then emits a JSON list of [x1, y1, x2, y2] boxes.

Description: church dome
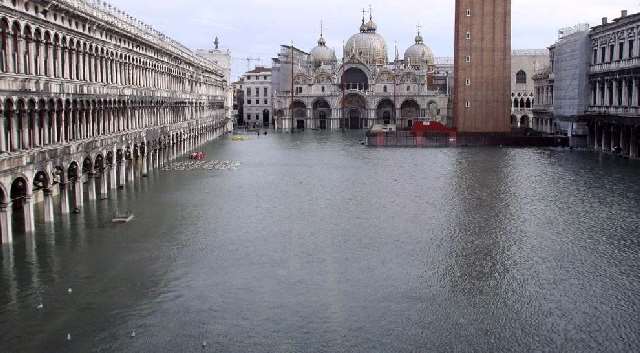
[[310, 35, 337, 67], [345, 16, 388, 66], [404, 31, 434, 67]]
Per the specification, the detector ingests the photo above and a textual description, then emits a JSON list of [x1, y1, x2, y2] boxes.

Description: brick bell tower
[[453, 0, 511, 133]]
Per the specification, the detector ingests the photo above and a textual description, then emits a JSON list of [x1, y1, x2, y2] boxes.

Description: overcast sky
[[106, 0, 637, 80]]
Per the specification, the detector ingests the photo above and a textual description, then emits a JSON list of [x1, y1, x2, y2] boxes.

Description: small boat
[[112, 212, 134, 223]]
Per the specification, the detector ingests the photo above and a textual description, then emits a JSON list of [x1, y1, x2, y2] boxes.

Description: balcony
[[588, 105, 640, 115], [590, 58, 640, 74]]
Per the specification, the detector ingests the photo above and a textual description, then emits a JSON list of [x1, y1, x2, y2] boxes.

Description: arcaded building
[[271, 13, 450, 131], [588, 11, 640, 157], [0, 0, 231, 243]]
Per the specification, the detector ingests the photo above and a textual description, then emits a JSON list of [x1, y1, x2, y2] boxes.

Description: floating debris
[[67, 288, 73, 294], [232, 135, 250, 141], [202, 341, 207, 348], [66, 333, 72, 341], [130, 330, 136, 338], [161, 160, 240, 172], [36, 303, 44, 310]]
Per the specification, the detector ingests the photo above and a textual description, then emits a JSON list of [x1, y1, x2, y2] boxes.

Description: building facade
[[511, 49, 548, 129], [271, 14, 449, 131], [0, 0, 231, 244], [241, 66, 272, 128], [454, 0, 511, 133], [588, 11, 640, 157]]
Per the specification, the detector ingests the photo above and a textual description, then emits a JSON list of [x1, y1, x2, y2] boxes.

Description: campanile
[[453, 0, 511, 133]]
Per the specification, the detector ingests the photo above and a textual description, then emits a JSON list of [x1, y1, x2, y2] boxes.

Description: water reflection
[[1, 134, 640, 353]]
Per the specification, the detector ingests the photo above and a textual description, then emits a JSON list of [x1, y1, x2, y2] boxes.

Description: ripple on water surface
[[1, 132, 640, 353]]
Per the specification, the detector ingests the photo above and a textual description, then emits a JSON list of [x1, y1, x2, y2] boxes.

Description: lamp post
[[290, 42, 294, 133]]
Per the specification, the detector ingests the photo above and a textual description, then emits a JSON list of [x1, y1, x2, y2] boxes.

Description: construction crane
[[232, 57, 262, 72]]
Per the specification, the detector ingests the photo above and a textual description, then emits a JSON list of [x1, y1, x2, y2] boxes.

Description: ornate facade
[[588, 11, 640, 157], [510, 49, 548, 129], [0, 0, 232, 244], [272, 13, 449, 131]]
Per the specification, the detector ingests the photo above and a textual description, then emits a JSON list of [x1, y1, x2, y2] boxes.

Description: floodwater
[[2, 131, 640, 353]]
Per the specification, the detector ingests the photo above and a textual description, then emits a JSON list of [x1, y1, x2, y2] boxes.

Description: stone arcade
[[0, 0, 232, 244]]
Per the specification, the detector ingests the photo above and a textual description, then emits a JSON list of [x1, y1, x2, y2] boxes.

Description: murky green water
[[2, 131, 640, 353]]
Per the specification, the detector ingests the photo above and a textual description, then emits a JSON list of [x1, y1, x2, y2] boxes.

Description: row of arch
[[282, 96, 433, 129], [0, 121, 228, 244], [513, 97, 533, 109], [0, 16, 223, 95], [0, 96, 224, 153]]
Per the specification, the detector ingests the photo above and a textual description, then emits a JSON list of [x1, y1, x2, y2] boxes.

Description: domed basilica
[[271, 12, 450, 130]]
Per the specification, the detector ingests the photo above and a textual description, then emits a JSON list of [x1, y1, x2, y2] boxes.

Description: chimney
[[602, 17, 608, 25], [621, 10, 628, 18]]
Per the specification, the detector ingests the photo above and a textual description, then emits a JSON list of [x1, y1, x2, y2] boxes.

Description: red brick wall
[[454, 0, 511, 133]]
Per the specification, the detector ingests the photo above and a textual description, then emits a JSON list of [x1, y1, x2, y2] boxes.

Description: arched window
[[516, 70, 527, 84]]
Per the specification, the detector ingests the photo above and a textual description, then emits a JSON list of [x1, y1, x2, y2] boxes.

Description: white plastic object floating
[[66, 333, 72, 341], [202, 341, 207, 348], [67, 288, 73, 294], [36, 303, 44, 310], [130, 330, 136, 338]]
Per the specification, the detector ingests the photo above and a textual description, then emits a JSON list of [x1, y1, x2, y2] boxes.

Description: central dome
[[345, 16, 388, 66]]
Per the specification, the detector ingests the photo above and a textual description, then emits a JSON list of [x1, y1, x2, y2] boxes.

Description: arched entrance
[[291, 101, 307, 130], [401, 100, 420, 128], [376, 99, 395, 125], [10, 176, 33, 233], [313, 99, 331, 130], [342, 93, 367, 129], [262, 109, 270, 128], [520, 115, 529, 128]]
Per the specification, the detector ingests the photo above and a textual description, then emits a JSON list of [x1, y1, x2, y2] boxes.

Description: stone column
[[38, 40, 46, 76], [0, 111, 6, 153], [28, 40, 36, 75], [52, 110, 59, 144], [620, 127, 627, 155], [630, 127, 638, 159], [109, 165, 117, 190], [611, 125, 617, 151], [42, 110, 50, 146], [604, 80, 610, 106], [87, 174, 96, 201], [99, 172, 108, 200], [0, 202, 13, 244], [142, 151, 149, 177], [118, 160, 126, 189], [127, 158, 134, 182], [602, 124, 607, 151], [33, 109, 40, 147], [622, 79, 629, 107], [613, 80, 619, 106], [594, 123, 600, 150], [16, 34, 25, 74], [23, 195, 35, 233], [46, 42, 54, 78], [43, 189, 55, 224], [21, 110, 29, 150], [633, 79, 639, 107], [59, 183, 69, 215], [74, 178, 83, 209]]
